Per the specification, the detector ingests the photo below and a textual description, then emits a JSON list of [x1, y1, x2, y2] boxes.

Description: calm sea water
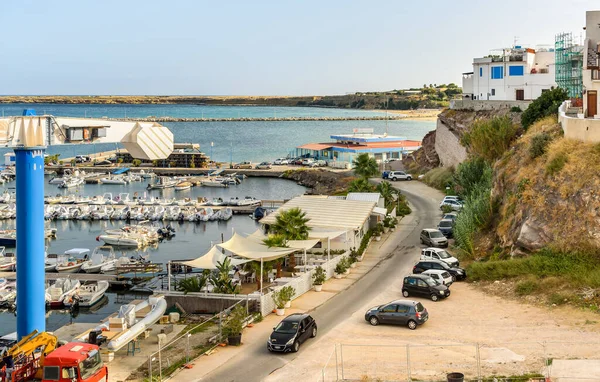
[[0, 104, 435, 162], [0, 177, 306, 334]]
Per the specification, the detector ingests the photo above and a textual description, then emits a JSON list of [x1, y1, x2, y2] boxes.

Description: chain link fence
[[129, 298, 254, 381], [320, 342, 600, 381]]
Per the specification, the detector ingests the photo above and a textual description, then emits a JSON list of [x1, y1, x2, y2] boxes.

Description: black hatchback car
[[267, 313, 317, 353], [413, 259, 467, 281], [364, 300, 428, 330], [402, 274, 450, 301]]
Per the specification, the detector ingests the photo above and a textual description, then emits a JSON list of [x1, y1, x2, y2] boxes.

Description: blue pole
[[15, 147, 46, 339]]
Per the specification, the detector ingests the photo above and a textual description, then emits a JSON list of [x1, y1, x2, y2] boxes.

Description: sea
[[0, 103, 435, 163], [0, 103, 436, 333]]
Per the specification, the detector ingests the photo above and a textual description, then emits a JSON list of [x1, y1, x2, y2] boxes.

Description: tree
[[267, 207, 311, 268], [521, 87, 568, 129], [263, 234, 288, 278], [376, 181, 398, 209], [178, 274, 208, 294], [348, 178, 375, 193], [353, 153, 378, 179]]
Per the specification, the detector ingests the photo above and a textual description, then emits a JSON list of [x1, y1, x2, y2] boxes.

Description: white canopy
[[64, 248, 90, 256], [246, 230, 320, 250], [217, 233, 297, 261], [179, 246, 250, 269], [372, 207, 388, 216]]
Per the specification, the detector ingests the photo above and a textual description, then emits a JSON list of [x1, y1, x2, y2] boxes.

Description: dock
[[0, 272, 132, 288]]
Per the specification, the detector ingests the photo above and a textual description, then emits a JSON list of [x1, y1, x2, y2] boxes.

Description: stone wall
[[435, 118, 468, 168], [165, 294, 258, 314], [450, 99, 531, 111]]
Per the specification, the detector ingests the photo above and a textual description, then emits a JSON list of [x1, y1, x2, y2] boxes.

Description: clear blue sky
[[2, 0, 597, 95]]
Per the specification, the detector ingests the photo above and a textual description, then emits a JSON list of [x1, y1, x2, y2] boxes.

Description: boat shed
[[260, 196, 378, 250]]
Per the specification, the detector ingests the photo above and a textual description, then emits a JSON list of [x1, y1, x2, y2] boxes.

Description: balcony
[[587, 47, 599, 70]]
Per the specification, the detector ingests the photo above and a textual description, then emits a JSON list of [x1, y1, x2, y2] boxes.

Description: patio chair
[[248, 272, 256, 283]]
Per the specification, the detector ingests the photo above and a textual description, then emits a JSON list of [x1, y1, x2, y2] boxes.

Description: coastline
[[379, 108, 442, 121]]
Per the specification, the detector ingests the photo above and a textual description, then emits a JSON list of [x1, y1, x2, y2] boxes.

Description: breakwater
[[108, 115, 406, 122]]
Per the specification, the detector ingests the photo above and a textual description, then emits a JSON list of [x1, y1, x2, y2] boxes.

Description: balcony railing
[[593, 70, 600, 81]]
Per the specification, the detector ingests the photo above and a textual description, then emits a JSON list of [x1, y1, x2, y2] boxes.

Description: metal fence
[[320, 342, 600, 381], [138, 298, 252, 381]]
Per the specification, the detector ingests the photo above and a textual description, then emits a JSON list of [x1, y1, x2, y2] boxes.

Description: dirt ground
[[265, 277, 600, 381]]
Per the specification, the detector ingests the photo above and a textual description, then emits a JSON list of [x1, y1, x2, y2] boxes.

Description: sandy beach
[[385, 108, 442, 121]]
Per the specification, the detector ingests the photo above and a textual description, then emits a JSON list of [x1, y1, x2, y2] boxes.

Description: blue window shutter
[[509, 66, 524, 76], [491, 67, 503, 79], [480, 68, 483, 77]]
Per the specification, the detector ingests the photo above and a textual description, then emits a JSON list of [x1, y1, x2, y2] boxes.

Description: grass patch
[[422, 167, 454, 191], [461, 116, 518, 163], [548, 292, 569, 305], [546, 152, 568, 176], [529, 132, 552, 159], [515, 279, 538, 296]]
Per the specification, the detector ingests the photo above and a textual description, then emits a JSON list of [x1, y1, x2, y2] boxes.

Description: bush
[[515, 279, 538, 296], [453, 158, 492, 198], [422, 167, 454, 191], [313, 266, 326, 285], [521, 87, 568, 129], [396, 193, 411, 216], [529, 133, 552, 159], [510, 106, 522, 112], [548, 292, 569, 305], [461, 116, 518, 163], [132, 159, 142, 167], [546, 152, 568, 176], [279, 285, 296, 302], [334, 260, 346, 275]]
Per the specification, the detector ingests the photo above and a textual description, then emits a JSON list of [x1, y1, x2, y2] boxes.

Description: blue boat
[[112, 167, 130, 175]]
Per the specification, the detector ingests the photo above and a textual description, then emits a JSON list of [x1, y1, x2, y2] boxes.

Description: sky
[[1, 0, 598, 96]]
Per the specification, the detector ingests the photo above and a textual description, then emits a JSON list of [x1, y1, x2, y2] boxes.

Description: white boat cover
[[179, 246, 250, 269], [119, 304, 136, 327], [64, 248, 90, 256]]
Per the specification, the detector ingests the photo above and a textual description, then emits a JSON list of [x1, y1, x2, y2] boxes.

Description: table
[[294, 265, 316, 271], [273, 277, 297, 286], [309, 259, 327, 265]]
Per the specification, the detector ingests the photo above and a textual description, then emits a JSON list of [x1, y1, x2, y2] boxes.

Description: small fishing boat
[[55, 248, 90, 273], [147, 177, 177, 190], [0, 282, 16, 306], [98, 233, 144, 248], [0, 247, 15, 271], [66, 280, 109, 308], [0, 231, 16, 247], [58, 178, 83, 189], [252, 206, 268, 221], [209, 197, 225, 206], [74, 195, 91, 204], [200, 179, 228, 188], [100, 176, 127, 185], [77, 295, 167, 351], [81, 246, 117, 274], [45, 253, 59, 272], [237, 196, 261, 206], [228, 197, 240, 206], [45, 278, 81, 308], [174, 181, 192, 191]]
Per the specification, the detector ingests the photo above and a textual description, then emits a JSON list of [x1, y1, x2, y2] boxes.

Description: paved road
[[201, 181, 442, 382]]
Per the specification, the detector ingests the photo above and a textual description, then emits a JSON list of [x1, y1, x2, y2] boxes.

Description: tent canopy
[[179, 246, 250, 269], [246, 230, 320, 250], [218, 233, 296, 261]]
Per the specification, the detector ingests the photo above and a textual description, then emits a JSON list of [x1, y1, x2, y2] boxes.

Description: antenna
[[513, 36, 519, 47]]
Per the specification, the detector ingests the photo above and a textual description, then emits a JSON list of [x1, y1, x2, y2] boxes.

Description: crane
[[3, 330, 58, 381], [0, 114, 174, 340]]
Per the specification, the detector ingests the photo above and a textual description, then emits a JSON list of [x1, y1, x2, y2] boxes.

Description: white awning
[[246, 230, 320, 250], [218, 233, 297, 261], [64, 248, 90, 256], [372, 207, 388, 216], [178, 246, 250, 269]]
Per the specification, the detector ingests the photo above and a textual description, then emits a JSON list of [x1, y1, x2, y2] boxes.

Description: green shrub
[[422, 167, 454, 191], [453, 158, 492, 198], [521, 87, 568, 129], [548, 292, 569, 305], [529, 133, 552, 159], [546, 152, 568, 176], [461, 116, 518, 163], [515, 279, 538, 295], [510, 106, 522, 112]]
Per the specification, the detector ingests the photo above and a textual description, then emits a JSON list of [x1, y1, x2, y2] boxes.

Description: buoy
[[96, 236, 100, 241]]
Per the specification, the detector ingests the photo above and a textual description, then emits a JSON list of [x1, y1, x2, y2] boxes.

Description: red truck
[[41, 343, 108, 382]]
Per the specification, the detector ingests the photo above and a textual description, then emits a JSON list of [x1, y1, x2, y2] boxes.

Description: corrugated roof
[[346, 193, 381, 203], [261, 196, 376, 231], [297, 143, 333, 150]]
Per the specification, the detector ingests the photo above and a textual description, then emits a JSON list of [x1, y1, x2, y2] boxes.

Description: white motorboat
[[200, 179, 228, 188], [58, 178, 84, 189], [139, 170, 156, 179], [100, 176, 127, 185], [175, 181, 192, 191], [78, 295, 167, 351], [74, 195, 91, 204], [209, 197, 225, 206], [45, 278, 81, 308], [236, 196, 261, 206], [66, 280, 109, 308], [228, 197, 240, 206], [98, 233, 144, 248], [55, 248, 90, 273], [45, 254, 58, 272], [0, 282, 16, 306], [81, 246, 117, 273], [0, 247, 15, 271], [147, 177, 177, 190]]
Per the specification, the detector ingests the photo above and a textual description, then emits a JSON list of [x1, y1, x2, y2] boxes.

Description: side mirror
[[301, 329, 306, 333], [273, 327, 276, 331]]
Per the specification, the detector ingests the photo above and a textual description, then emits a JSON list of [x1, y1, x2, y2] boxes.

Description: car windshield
[[439, 221, 452, 228], [441, 272, 451, 278], [436, 250, 451, 259], [274, 321, 299, 334], [79, 351, 103, 380], [423, 277, 437, 286], [429, 231, 444, 238]]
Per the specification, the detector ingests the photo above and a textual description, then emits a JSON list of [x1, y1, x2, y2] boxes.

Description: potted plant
[[382, 217, 390, 233], [334, 262, 345, 279], [342, 258, 350, 275], [280, 285, 295, 308], [312, 266, 326, 292], [223, 305, 246, 346], [272, 290, 286, 316], [373, 225, 382, 241], [349, 249, 359, 268], [389, 216, 397, 232]]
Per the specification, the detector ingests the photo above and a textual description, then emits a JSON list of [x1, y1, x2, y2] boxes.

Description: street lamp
[[210, 142, 214, 166]]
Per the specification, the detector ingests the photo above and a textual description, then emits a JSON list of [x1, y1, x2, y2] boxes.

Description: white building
[[462, 46, 557, 101], [583, 10, 600, 118]]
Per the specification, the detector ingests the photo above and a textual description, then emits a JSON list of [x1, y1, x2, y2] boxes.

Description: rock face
[[515, 218, 551, 251], [402, 130, 439, 171], [282, 169, 352, 195]]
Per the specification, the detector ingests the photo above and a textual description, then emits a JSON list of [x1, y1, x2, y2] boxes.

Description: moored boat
[[45, 278, 81, 308], [55, 248, 90, 273], [175, 181, 192, 191], [81, 246, 117, 274], [66, 280, 109, 308]]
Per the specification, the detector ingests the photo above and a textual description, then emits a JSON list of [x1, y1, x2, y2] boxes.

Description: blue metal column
[[15, 147, 46, 339]]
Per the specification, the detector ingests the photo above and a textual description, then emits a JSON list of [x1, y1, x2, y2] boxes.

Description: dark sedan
[[267, 313, 317, 353], [364, 300, 428, 330]]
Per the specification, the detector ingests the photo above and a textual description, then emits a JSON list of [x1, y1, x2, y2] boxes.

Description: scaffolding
[[555, 32, 583, 100]]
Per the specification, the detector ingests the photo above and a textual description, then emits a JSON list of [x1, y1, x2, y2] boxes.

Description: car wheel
[[369, 316, 379, 326], [420, 237, 424, 244], [451, 275, 456, 282], [431, 294, 439, 302], [407, 320, 417, 330], [311, 326, 317, 338], [267, 346, 272, 352], [407, 177, 412, 181], [391, 177, 397, 181], [292, 341, 300, 352], [402, 290, 409, 297]]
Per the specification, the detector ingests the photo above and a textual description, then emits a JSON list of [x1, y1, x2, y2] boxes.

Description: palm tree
[[348, 178, 375, 193], [267, 207, 311, 268], [376, 181, 398, 209], [353, 153, 379, 179], [263, 234, 288, 278], [178, 274, 208, 294]]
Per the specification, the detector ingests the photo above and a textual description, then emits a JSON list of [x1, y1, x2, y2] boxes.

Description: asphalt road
[[201, 181, 442, 382]]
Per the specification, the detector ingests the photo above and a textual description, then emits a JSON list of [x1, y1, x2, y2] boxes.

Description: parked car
[[402, 274, 450, 302], [388, 171, 412, 181], [422, 269, 454, 286], [267, 313, 317, 353], [273, 158, 289, 165], [442, 212, 458, 223], [440, 199, 463, 211], [364, 300, 428, 329], [301, 158, 315, 166], [413, 259, 467, 281], [234, 161, 253, 169], [75, 155, 91, 163], [420, 247, 460, 268], [437, 219, 454, 238], [291, 158, 304, 165], [382, 171, 390, 179], [255, 162, 272, 169], [309, 160, 326, 167], [419, 229, 448, 248]]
